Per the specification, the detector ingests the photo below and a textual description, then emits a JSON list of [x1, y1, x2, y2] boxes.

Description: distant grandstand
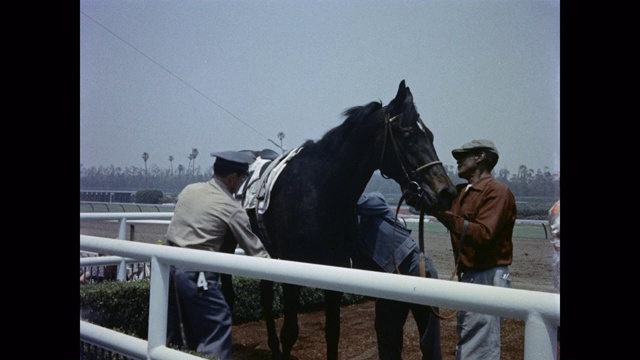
[[80, 190, 137, 203]]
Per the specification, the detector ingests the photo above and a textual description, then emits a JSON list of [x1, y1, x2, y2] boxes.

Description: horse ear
[[398, 80, 413, 104], [388, 80, 408, 113], [396, 80, 407, 100]]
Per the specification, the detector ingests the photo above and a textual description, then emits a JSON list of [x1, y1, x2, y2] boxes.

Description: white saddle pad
[[242, 147, 303, 214]]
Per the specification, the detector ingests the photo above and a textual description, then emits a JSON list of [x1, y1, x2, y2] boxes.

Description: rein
[[393, 190, 458, 321]]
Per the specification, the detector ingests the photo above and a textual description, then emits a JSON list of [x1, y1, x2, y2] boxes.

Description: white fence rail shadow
[[80, 213, 559, 360]]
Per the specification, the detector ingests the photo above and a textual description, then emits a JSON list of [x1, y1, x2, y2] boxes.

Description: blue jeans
[[456, 266, 511, 360]]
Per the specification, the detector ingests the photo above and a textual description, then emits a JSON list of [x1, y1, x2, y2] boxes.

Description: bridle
[[378, 111, 442, 200]]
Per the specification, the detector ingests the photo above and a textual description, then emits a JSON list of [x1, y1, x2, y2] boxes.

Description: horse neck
[[310, 127, 383, 203]]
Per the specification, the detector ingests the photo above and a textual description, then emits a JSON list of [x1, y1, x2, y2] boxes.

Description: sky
[[80, 0, 560, 176]]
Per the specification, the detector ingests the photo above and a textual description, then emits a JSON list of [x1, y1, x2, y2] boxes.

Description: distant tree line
[[80, 159, 559, 200], [80, 162, 211, 195]]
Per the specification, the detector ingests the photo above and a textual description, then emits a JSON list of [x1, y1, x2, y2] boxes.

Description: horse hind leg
[[324, 289, 343, 360], [280, 283, 301, 360], [260, 280, 282, 360]]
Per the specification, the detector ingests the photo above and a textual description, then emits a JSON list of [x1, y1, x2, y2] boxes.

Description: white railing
[[79, 211, 549, 241], [80, 213, 559, 360], [80, 212, 174, 240]]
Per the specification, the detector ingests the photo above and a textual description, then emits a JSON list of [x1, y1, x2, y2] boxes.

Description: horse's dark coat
[[248, 80, 456, 360]]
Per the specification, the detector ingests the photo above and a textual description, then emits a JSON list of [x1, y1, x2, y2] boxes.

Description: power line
[[81, 10, 285, 152]]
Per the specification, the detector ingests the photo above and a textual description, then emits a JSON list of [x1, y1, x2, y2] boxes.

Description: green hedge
[[80, 276, 365, 341], [515, 200, 556, 220], [80, 280, 151, 339], [134, 189, 164, 204]]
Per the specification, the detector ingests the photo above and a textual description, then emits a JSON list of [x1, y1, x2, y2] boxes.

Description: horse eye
[[402, 131, 412, 141]]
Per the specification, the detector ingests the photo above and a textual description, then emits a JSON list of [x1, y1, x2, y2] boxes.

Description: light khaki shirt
[[165, 177, 270, 258]]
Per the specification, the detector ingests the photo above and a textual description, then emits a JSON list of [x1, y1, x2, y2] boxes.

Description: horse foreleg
[[260, 280, 282, 360], [324, 289, 343, 360], [280, 283, 301, 360]]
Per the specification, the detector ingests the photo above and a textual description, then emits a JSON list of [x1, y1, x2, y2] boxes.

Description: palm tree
[[142, 152, 149, 186], [190, 148, 199, 174], [277, 132, 285, 154], [177, 164, 185, 176], [187, 153, 194, 176], [169, 155, 174, 175]]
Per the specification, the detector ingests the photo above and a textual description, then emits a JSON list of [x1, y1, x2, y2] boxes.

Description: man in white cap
[[428, 139, 516, 360], [165, 150, 270, 360]]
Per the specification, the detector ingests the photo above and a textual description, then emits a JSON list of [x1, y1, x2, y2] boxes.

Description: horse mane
[[300, 101, 384, 152], [341, 100, 383, 120]]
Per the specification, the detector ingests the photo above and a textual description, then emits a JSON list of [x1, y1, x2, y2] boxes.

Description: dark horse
[[246, 80, 456, 360]]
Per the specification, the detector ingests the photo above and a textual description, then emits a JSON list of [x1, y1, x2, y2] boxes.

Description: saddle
[[241, 147, 303, 246], [242, 147, 302, 213]]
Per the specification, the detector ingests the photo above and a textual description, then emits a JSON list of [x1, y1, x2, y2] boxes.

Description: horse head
[[378, 80, 456, 213]]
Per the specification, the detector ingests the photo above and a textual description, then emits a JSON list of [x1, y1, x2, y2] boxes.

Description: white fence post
[[118, 216, 128, 239], [147, 255, 171, 355]]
